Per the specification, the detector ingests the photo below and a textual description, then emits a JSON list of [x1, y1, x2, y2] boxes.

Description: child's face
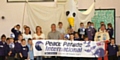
[[70, 35, 74, 40], [75, 33, 79, 38], [28, 40, 32, 45], [22, 41, 26, 45], [9, 39, 14, 43], [84, 38, 88, 41], [58, 24, 63, 28], [111, 39, 115, 44], [80, 24, 84, 27], [18, 35, 23, 40], [1, 37, 6, 42]]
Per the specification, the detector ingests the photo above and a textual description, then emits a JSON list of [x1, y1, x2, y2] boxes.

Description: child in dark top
[[85, 22, 96, 41], [106, 38, 119, 60], [7, 38, 16, 60], [11, 24, 21, 41], [0, 34, 7, 60], [21, 39, 29, 60], [14, 34, 23, 60], [107, 23, 113, 39], [78, 22, 85, 40], [74, 32, 81, 41]]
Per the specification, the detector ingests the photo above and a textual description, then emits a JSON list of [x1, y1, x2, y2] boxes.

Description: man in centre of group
[[47, 23, 61, 60]]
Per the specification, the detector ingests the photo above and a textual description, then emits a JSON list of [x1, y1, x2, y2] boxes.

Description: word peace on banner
[[33, 40, 105, 57]]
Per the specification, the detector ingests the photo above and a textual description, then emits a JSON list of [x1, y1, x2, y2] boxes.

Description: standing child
[[21, 39, 29, 60], [106, 38, 119, 60], [0, 34, 7, 60], [27, 38, 34, 60], [7, 38, 16, 60], [14, 34, 23, 60]]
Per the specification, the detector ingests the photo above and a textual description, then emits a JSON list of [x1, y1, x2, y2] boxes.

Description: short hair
[[84, 35, 88, 39], [80, 22, 84, 25], [1, 34, 6, 39], [28, 38, 32, 42], [16, 24, 20, 27], [51, 23, 56, 26], [6, 38, 10, 41], [21, 39, 26, 42], [9, 38, 14, 40], [87, 21, 91, 25], [107, 23, 113, 28], [101, 24, 106, 27], [18, 34, 22, 37], [58, 22, 63, 25]]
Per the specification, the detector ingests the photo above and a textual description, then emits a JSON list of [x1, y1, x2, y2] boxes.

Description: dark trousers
[[0, 56, 5, 60], [21, 57, 27, 60], [108, 55, 118, 60], [7, 56, 15, 60]]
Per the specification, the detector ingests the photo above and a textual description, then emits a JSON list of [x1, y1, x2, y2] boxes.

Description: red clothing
[[98, 41, 109, 60]]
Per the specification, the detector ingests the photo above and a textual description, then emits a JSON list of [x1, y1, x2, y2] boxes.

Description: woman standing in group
[[33, 26, 45, 60]]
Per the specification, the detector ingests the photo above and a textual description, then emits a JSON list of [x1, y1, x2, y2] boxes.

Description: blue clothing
[[0, 41, 7, 56], [107, 44, 119, 56], [107, 28, 113, 39], [11, 28, 21, 40], [27, 44, 34, 60], [21, 45, 29, 57], [85, 27, 96, 40], [78, 28, 85, 40]]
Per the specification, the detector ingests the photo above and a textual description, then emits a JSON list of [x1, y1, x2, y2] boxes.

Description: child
[[21, 39, 29, 60], [14, 34, 23, 60], [78, 22, 85, 40], [7, 38, 16, 60], [0, 34, 7, 60], [74, 32, 80, 41], [106, 38, 119, 60], [27, 38, 34, 60]]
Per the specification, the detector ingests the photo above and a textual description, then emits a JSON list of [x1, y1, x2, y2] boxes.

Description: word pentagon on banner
[[33, 40, 105, 57]]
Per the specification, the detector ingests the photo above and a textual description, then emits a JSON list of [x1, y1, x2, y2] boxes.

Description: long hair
[[36, 26, 42, 33]]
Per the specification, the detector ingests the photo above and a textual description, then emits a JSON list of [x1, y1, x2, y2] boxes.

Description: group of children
[[0, 34, 33, 60], [0, 21, 119, 60]]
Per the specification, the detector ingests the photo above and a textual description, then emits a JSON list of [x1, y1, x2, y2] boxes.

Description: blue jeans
[[36, 56, 42, 60]]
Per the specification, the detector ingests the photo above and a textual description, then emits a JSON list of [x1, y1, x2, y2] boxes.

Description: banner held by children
[[33, 40, 105, 57]]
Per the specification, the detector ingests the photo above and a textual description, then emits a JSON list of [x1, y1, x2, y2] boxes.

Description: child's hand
[[8, 51, 12, 56]]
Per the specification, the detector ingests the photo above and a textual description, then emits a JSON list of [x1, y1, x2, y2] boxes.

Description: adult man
[[48, 24, 61, 39], [47, 24, 61, 60]]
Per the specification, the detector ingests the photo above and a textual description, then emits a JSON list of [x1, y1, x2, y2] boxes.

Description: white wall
[[0, 0, 56, 37]]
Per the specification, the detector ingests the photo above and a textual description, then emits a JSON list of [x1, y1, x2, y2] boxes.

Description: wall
[[0, 0, 56, 37]]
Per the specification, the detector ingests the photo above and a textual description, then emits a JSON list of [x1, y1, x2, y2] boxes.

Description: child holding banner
[[27, 38, 34, 60], [21, 39, 29, 60]]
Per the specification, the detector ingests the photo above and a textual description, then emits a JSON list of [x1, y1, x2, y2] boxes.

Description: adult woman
[[33, 26, 45, 60], [33, 26, 45, 40]]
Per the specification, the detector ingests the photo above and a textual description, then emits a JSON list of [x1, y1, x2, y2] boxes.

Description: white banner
[[33, 40, 105, 57]]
